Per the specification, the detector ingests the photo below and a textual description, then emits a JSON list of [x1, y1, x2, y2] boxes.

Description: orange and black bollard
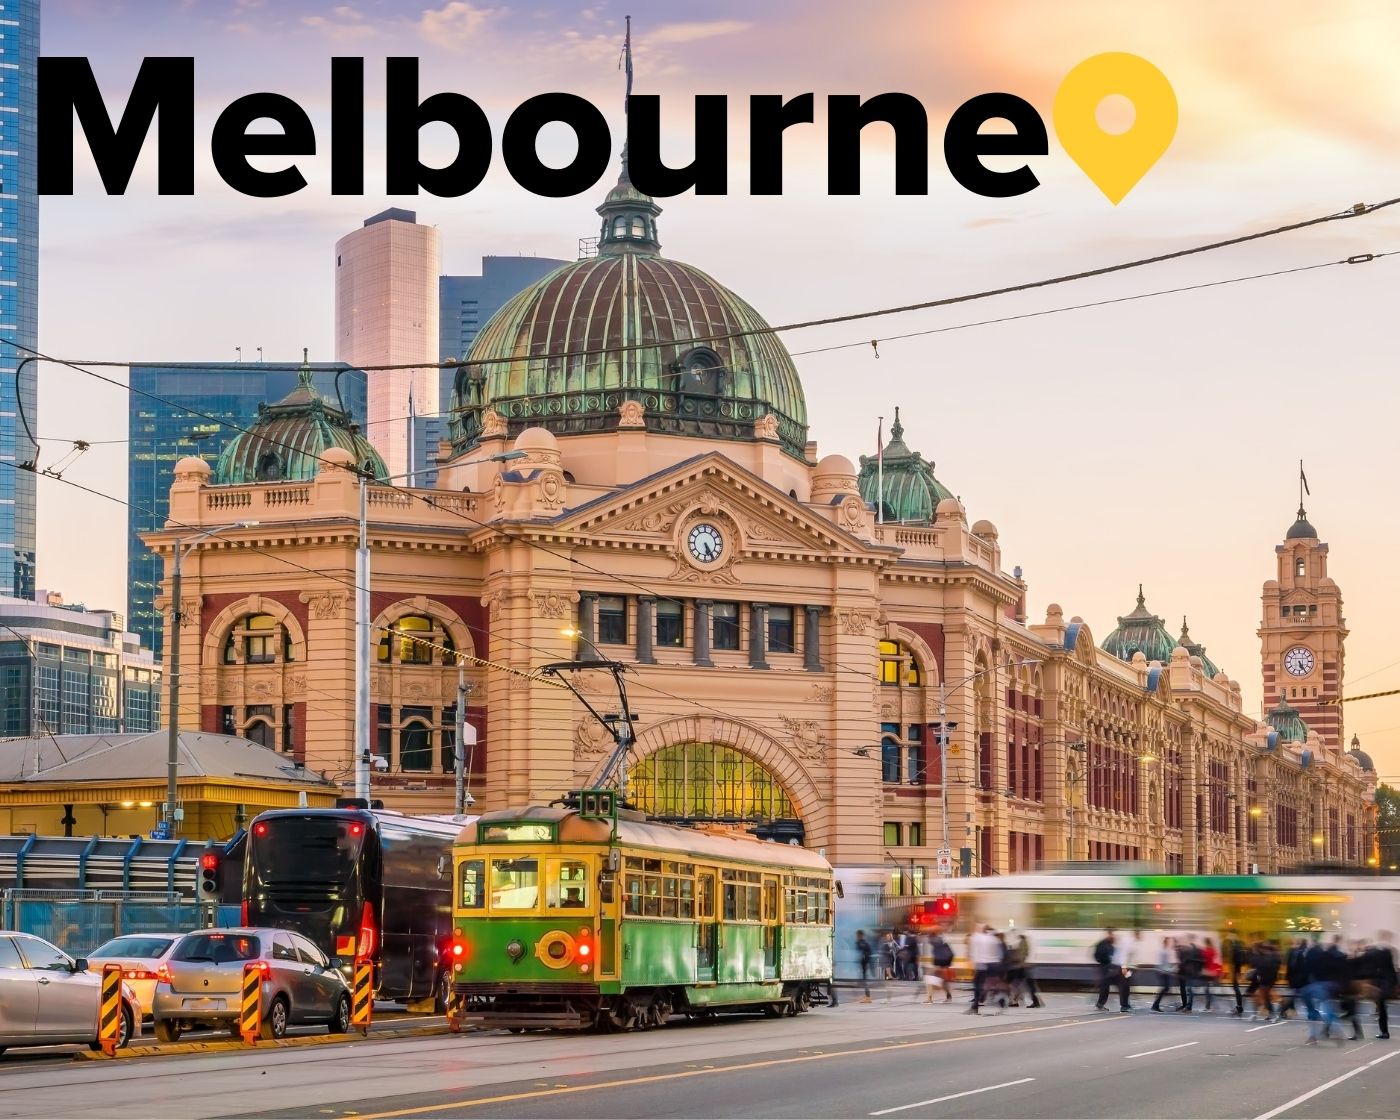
[[98, 964, 123, 1056], [240, 961, 262, 1044], [351, 958, 373, 1036]]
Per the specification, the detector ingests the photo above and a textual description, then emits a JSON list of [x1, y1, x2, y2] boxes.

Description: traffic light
[[930, 895, 958, 922], [197, 850, 221, 902]]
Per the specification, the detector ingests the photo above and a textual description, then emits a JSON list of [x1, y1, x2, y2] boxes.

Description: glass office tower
[[0, 0, 39, 599], [127, 363, 367, 658]]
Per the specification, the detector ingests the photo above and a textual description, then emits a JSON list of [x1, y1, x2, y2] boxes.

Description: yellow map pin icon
[[1053, 53, 1177, 204]]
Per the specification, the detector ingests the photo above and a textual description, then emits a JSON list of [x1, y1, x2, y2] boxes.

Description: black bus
[[242, 808, 473, 1008]]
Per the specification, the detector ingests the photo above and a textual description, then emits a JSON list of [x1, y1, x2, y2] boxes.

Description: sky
[[32, 0, 1400, 777]]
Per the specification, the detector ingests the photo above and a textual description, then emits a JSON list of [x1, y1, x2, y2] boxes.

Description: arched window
[[680, 348, 725, 396], [378, 614, 456, 664], [881, 737, 902, 783], [627, 743, 795, 822], [255, 452, 282, 482], [1296, 556, 1306, 578], [879, 640, 923, 687], [400, 721, 433, 771], [245, 719, 274, 749], [226, 613, 292, 665], [630, 216, 645, 237]]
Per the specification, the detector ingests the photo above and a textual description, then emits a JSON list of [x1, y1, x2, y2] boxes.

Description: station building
[[144, 163, 1376, 872]]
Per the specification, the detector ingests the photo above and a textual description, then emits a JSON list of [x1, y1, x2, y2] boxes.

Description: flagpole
[[877, 415, 884, 525]]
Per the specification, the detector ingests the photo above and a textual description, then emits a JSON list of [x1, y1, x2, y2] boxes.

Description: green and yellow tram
[[446, 803, 834, 1031]]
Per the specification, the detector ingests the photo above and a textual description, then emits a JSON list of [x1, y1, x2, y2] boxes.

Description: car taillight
[[156, 964, 172, 984], [124, 969, 158, 980], [257, 960, 271, 979], [357, 902, 376, 960]]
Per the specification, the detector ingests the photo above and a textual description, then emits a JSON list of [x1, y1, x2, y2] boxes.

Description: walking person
[[855, 929, 875, 1003], [1010, 931, 1044, 1008], [1199, 937, 1221, 1012], [967, 924, 1000, 1014], [1093, 928, 1129, 1012], [1302, 935, 1347, 1045], [1177, 936, 1203, 1012], [1224, 932, 1249, 1017], [917, 932, 940, 1003], [1151, 937, 1178, 1013], [930, 929, 955, 1002], [879, 931, 897, 981], [1276, 937, 1310, 1019], [1360, 931, 1397, 1039], [1251, 939, 1281, 1021]]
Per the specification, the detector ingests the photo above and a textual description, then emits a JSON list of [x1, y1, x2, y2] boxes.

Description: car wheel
[[261, 996, 289, 1040], [329, 994, 351, 1034], [117, 1006, 134, 1049], [433, 970, 451, 1015], [155, 1019, 181, 1044]]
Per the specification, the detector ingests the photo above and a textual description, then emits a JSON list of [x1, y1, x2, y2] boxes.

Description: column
[[577, 592, 598, 662], [636, 597, 657, 664], [749, 603, 769, 669], [802, 606, 823, 672], [693, 600, 713, 667]]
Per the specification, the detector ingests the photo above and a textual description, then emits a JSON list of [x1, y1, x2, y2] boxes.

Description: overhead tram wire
[[10, 198, 1399, 687]]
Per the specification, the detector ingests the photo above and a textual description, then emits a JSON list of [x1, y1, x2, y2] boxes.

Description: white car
[[0, 932, 142, 1057], [88, 933, 180, 1019]]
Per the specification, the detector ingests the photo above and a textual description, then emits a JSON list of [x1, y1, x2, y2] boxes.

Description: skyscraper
[[126, 362, 367, 658], [0, 0, 39, 599], [335, 209, 439, 480]]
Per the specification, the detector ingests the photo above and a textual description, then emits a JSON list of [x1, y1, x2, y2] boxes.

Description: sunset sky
[[34, 0, 1400, 775]]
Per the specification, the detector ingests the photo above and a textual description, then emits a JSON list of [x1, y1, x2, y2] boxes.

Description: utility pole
[[455, 668, 473, 814], [354, 475, 371, 804]]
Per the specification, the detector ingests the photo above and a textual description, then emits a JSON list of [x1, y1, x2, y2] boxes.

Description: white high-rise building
[[335, 209, 440, 480]]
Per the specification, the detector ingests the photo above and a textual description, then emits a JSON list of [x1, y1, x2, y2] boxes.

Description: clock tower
[[1259, 492, 1347, 748]]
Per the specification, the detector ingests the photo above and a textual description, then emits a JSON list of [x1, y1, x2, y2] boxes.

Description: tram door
[[697, 872, 717, 982], [762, 876, 780, 979]]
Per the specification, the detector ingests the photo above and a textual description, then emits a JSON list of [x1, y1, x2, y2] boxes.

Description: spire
[[597, 17, 660, 256], [297, 347, 313, 388], [1136, 583, 1145, 610], [1179, 615, 1191, 644], [890, 406, 904, 444]]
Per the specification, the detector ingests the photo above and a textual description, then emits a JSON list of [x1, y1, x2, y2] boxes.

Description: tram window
[[489, 858, 539, 910], [662, 877, 679, 918], [459, 859, 485, 909], [679, 878, 695, 919], [547, 860, 590, 909], [723, 882, 738, 921], [699, 874, 715, 919], [763, 880, 778, 922]]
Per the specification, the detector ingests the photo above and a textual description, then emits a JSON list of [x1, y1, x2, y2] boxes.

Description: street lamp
[[931, 658, 1040, 860], [166, 520, 259, 835], [351, 450, 525, 804]]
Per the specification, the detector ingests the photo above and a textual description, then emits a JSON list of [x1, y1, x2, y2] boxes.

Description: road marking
[[348, 1017, 1114, 1120], [1253, 1048, 1400, 1120], [869, 1077, 1035, 1116], [1125, 1041, 1198, 1059], [1246, 1022, 1283, 1032]]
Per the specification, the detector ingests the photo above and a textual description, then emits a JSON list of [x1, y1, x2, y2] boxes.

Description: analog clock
[[687, 522, 724, 564], [1283, 646, 1315, 677]]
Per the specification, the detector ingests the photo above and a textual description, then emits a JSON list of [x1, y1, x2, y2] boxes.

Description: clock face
[[1283, 646, 1315, 678], [687, 522, 724, 564]]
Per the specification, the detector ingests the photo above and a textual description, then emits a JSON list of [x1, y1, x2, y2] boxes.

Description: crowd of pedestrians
[[1093, 926, 1397, 1043], [849, 924, 1396, 1042]]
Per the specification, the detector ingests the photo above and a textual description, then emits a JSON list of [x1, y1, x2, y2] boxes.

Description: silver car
[[0, 932, 142, 1057], [88, 933, 179, 1019], [151, 928, 352, 1042]]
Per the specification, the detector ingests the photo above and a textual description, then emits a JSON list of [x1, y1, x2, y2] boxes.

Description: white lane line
[[1253, 1048, 1400, 1120], [1247, 1021, 1283, 1032], [869, 1078, 1035, 1116], [1125, 1041, 1198, 1059]]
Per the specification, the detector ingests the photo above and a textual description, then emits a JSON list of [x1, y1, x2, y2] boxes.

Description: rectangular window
[[655, 600, 684, 647], [489, 857, 539, 910], [712, 602, 739, 650], [883, 821, 902, 846], [547, 859, 591, 910], [61, 668, 88, 734], [597, 596, 627, 644], [767, 606, 795, 654], [458, 859, 485, 909], [908, 823, 922, 846]]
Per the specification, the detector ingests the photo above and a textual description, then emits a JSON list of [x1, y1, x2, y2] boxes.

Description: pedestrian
[[930, 928, 955, 1002], [1093, 927, 1129, 1012], [1009, 931, 1043, 1008], [1276, 937, 1310, 1019], [1199, 937, 1220, 1012], [1360, 931, 1397, 1039], [1251, 939, 1280, 1021], [879, 931, 897, 981], [917, 933, 942, 1003], [967, 924, 1001, 1014], [1151, 937, 1177, 1013], [1177, 936, 1202, 1012], [1301, 935, 1346, 1045], [901, 928, 920, 981], [1224, 932, 1249, 1017], [855, 929, 875, 1003]]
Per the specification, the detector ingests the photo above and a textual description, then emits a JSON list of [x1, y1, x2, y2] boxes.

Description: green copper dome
[[449, 157, 809, 461], [1176, 616, 1220, 678], [1101, 586, 1178, 665], [214, 356, 387, 485], [1266, 700, 1309, 744], [856, 407, 954, 523]]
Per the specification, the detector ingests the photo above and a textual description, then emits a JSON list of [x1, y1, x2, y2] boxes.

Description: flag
[[1300, 460, 1310, 496]]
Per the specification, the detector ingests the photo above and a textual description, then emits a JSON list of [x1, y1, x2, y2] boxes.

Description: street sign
[[151, 823, 171, 840], [935, 848, 953, 876]]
